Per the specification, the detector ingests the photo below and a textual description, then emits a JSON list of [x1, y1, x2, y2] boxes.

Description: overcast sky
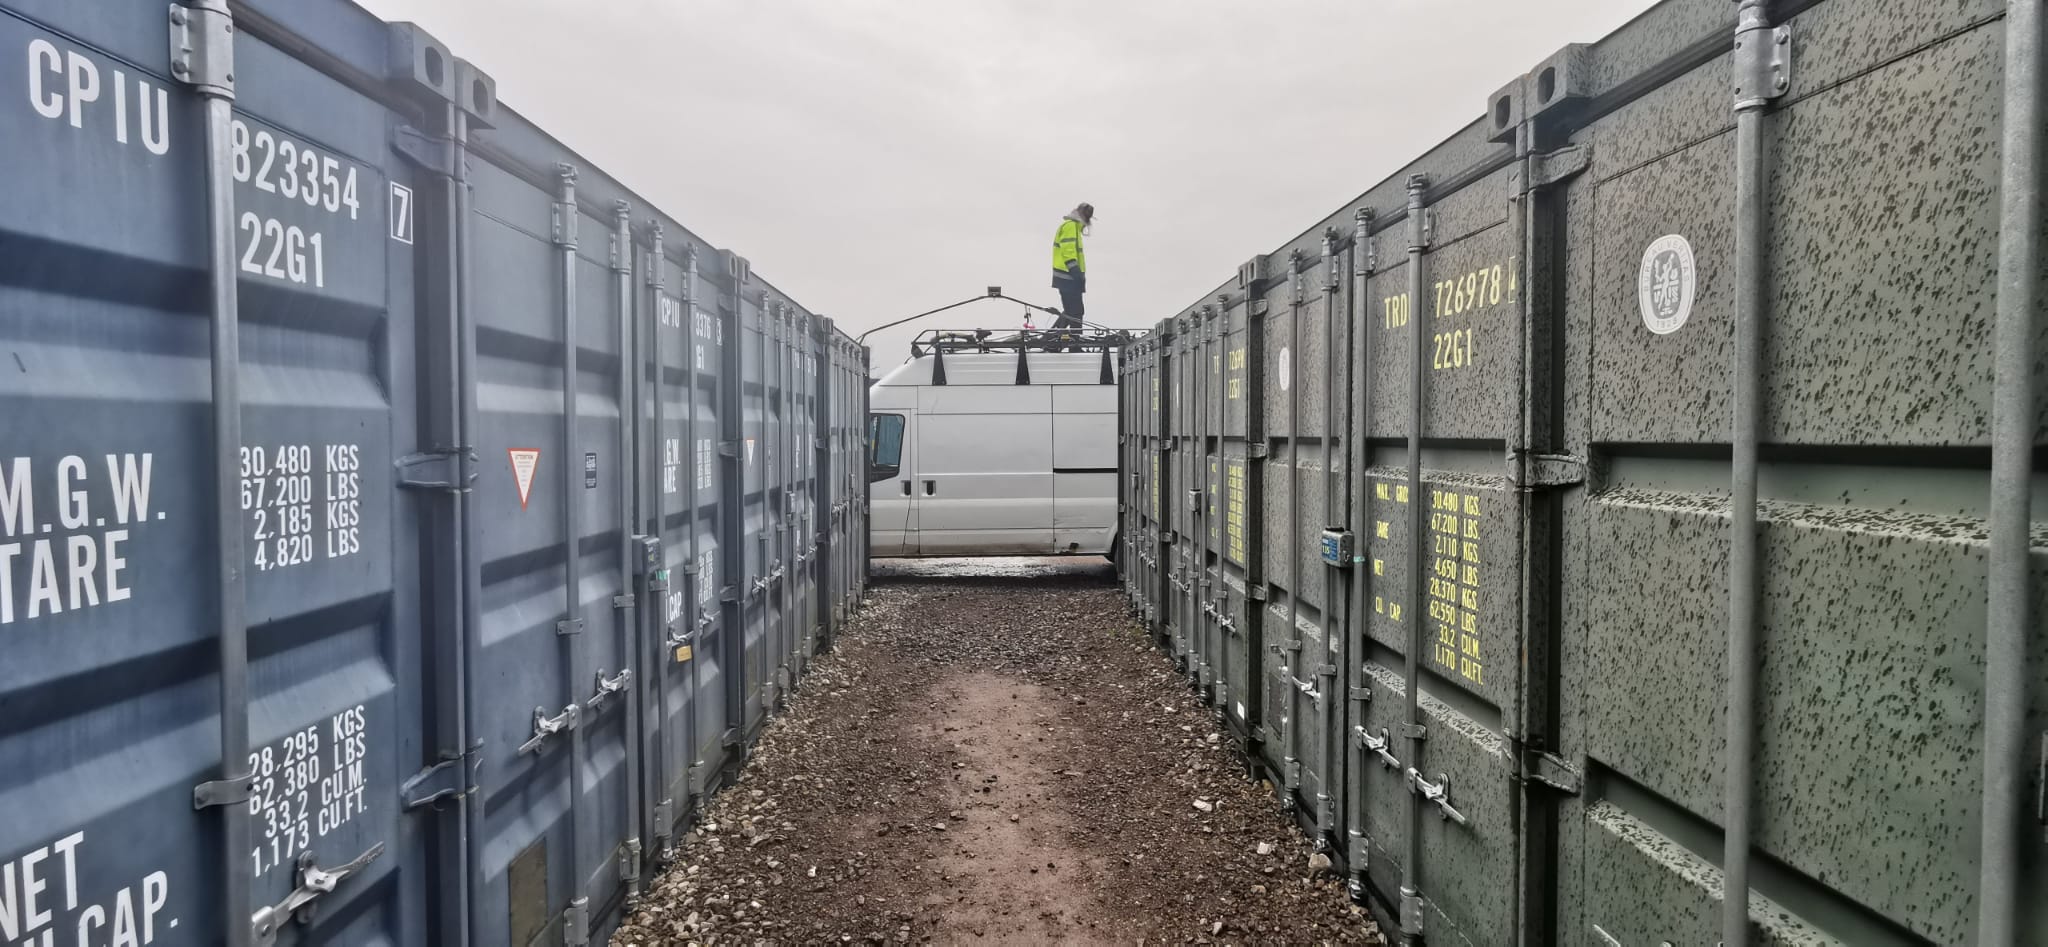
[[354, 0, 1649, 369]]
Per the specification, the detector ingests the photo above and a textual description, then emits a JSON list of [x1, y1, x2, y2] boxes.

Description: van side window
[[869, 413, 904, 481]]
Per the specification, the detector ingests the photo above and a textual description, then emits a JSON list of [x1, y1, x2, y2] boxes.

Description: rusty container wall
[[0, 1, 866, 945], [1123, 0, 2047, 943]]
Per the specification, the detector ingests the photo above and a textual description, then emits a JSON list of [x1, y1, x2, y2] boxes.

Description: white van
[[868, 331, 1127, 558]]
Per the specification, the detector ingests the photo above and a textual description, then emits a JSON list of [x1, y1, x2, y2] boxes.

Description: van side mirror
[[869, 460, 899, 484]]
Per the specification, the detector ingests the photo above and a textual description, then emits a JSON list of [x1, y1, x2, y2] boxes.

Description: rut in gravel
[[615, 558, 1381, 946]]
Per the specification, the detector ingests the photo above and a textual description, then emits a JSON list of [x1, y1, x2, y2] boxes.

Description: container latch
[[250, 843, 386, 945]]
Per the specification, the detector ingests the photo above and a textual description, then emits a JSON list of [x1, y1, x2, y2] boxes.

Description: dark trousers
[[1055, 280, 1085, 322]]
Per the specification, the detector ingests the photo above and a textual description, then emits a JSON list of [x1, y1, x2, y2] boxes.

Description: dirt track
[[614, 558, 1380, 945]]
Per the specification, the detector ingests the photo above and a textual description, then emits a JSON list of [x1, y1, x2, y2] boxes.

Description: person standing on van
[[1051, 203, 1093, 330]]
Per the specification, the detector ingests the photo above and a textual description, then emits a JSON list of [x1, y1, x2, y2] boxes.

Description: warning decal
[[508, 448, 541, 509], [745, 438, 756, 466]]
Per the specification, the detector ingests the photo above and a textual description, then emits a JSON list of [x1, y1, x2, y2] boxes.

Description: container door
[[462, 153, 636, 946], [0, 2, 433, 944]]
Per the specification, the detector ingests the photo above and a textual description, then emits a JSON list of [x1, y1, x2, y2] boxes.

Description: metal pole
[[610, 201, 643, 901], [1979, 0, 2041, 941], [1286, 249, 1306, 805], [452, 105, 484, 947], [643, 222, 674, 861], [1401, 173, 1431, 946], [1319, 228, 1342, 838], [1346, 206, 1375, 891], [554, 164, 593, 946], [1725, 3, 1787, 941], [175, 3, 251, 943]]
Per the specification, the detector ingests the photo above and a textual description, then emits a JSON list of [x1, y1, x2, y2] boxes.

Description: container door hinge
[[193, 772, 254, 810], [397, 447, 477, 492], [168, 2, 234, 96], [652, 799, 676, 859], [721, 727, 743, 749], [518, 704, 579, 755], [1246, 443, 1271, 460], [250, 843, 386, 946], [563, 896, 590, 947], [1400, 886, 1427, 938], [1528, 751, 1582, 795], [718, 440, 740, 458], [1507, 450, 1586, 489], [2036, 731, 2047, 840], [1346, 831, 1370, 872], [401, 747, 477, 810], [1514, 145, 1592, 196], [551, 202, 578, 248], [620, 838, 643, 896], [391, 124, 456, 177], [1734, 23, 1793, 109]]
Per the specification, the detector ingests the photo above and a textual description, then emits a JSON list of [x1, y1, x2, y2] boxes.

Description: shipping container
[[1120, 0, 2047, 943], [0, 1, 867, 945]]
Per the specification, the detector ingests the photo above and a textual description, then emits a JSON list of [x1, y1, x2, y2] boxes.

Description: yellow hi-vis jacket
[[1051, 217, 1086, 278]]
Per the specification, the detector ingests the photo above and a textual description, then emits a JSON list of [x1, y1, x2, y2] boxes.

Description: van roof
[[872, 350, 1117, 387]]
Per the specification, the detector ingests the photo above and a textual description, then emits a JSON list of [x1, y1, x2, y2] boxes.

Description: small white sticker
[[1637, 234, 1695, 335], [1277, 347, 1291, 391], [389, 182, 414, 245], [507, 448, 540, 509]]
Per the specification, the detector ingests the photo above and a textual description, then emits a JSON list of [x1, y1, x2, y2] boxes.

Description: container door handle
[[923, 479, 936, 496]]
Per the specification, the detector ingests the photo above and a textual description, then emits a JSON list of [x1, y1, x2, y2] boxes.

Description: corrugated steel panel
[[1122, 0, 2047, 942], [0, 1, 866, 945]]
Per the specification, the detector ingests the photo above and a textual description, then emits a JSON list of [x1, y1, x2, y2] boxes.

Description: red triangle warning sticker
[[508, 448, 541, 510]]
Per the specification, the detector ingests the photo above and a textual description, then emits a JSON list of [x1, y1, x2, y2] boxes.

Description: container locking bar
[[1356, 726, 1401, 771], [587, 668, 632, 709], [400, 745, 478, 810], [396, 447, 477, 492], [518, 704, 579, 755], [1408, 769, 1469, 826], [250, 843, 386, 946]]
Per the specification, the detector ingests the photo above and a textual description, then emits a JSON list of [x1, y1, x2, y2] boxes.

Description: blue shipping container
[[0, 1, 870, 944]]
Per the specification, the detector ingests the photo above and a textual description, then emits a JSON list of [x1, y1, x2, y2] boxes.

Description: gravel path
[[614, 558, 1380, 946]]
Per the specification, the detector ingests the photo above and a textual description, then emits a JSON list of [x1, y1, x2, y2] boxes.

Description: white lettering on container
[[0, 455, 150, 626], [2, 832, 172, 945], [24, 39, 169, 155]]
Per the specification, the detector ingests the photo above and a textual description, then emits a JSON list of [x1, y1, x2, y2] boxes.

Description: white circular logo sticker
[[1278, 347, 1292, 391], [1637, 234, 1696, 335]]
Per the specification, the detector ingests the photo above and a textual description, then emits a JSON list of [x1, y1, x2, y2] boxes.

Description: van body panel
[[869, 348, 1121, 558]]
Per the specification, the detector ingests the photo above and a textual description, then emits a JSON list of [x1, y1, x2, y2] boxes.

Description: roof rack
[[909, 326, 1137, 358]]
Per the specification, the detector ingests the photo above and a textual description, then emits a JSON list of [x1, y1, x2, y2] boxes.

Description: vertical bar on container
[[450, 99, 486, 947], [1346, 207, 1376, 887], [1243, 285, 1270, 754], [609, 201, 643, 901], [1725, 4, 1786, 940], [1319, 227, 1342, 837], [641, 223, 672, 861], [172, 4, 251, 945], [718, 262, 747, 765], [1400, 173, 1431, 946], [1284, 248, 1306, 802], [551, 164, 593, 944], [816, 319, 835, 651], [680, 245, 705, 803], [1979, 0, 2041, 941]]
